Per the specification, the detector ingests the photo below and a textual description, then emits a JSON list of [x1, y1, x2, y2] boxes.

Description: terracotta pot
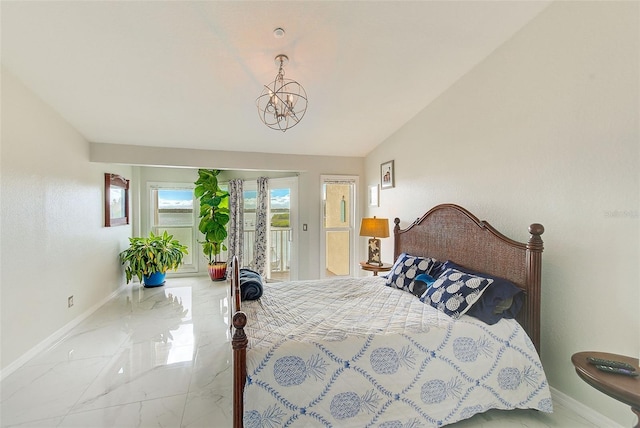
[[208, 262, 227, 281]]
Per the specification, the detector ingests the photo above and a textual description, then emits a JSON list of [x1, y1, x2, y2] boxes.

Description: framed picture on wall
[[380, 160, 394, 189], [368, 184, 379, 207], [104, 173, 130, 227]]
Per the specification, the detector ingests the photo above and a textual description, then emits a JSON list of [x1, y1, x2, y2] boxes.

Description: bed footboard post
[[230, 255, 246, 428], [526, 223, 544, 354], [232, 311, 247, 428]]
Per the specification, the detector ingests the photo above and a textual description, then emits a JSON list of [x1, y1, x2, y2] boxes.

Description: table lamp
[[359, 216, 390, 266]]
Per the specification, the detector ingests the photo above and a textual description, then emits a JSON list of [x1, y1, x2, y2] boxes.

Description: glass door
[[321, 176, 357, 278], [269, 177, 297, 281], [241, 177, 298, 282]]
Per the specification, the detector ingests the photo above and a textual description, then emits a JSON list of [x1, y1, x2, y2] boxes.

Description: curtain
[[227, 179, 244, 272], [253, 177, 269, 277]]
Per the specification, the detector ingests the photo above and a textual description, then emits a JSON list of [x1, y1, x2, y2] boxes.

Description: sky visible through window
[[157, 189, 290, 210], [158, 190, 193, 209], [243, 189, 290, 210]]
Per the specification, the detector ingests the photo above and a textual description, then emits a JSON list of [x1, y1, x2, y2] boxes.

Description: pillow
[[420, 268, 493, 318], [438, 261, 524, 324], [385, 253, 441, 292], [409, 273, 436, 298]]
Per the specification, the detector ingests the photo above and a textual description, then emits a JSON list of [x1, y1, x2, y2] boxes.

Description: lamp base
[[367, 237, 382, 266]]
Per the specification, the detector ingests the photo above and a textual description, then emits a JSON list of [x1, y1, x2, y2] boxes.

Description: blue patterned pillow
[[385, 253, 440, 292], [421, 268, 494, 318], [434, 261, 524, 324]]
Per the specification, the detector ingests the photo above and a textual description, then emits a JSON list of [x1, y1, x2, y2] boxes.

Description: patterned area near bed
[[242, 277, 551, 427]]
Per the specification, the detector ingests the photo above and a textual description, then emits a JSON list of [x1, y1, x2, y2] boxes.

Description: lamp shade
[[359, 217, 390, 238]]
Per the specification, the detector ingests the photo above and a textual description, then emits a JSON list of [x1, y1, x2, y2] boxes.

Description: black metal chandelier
[[256, 54, 308, 132]]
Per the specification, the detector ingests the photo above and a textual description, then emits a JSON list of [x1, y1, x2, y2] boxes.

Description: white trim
[[147, 182, 198, 274], [319, 175, 359, 278], [0, 284, 127, 381], [550, 386, 624, 428]]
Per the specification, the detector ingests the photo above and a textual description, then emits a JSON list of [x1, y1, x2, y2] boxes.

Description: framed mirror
[[104, 173, 129, 227]]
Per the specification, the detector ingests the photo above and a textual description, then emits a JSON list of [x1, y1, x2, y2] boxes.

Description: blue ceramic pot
[[143, 271, 166, 287]]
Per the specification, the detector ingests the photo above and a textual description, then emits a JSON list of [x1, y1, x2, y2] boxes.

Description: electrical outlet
[[68, 296, 74, 308]]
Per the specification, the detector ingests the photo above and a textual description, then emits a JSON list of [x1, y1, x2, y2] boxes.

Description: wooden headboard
[[393, 204, 544, 353]]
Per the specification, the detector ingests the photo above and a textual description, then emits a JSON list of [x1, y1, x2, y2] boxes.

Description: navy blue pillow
[[437, 261, 524, 324]]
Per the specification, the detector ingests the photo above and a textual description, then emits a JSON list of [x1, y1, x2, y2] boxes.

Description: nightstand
[[571, 351, 640, 427], [359, 261, 392, 276]]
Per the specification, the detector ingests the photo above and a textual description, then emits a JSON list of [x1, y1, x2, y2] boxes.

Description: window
[[149, 184, 197, 273]]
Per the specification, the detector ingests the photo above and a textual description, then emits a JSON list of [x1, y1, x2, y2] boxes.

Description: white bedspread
[[242, 276, 552, 427]]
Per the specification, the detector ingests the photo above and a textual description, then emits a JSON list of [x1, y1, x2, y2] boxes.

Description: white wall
[[90, 144, 364, 280], [364, 2, 639, 425], [0, 68, 132, 373], [0, 66, 363, 372]]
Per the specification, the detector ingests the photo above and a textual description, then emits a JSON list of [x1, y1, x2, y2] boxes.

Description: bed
[[230, 204, 550, 427]]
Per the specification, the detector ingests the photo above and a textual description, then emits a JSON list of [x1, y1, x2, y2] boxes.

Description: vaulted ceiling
[[1, 1, 550, 157]]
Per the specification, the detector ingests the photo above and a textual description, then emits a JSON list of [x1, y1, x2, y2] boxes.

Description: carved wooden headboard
[[393, 204, 544, 353]]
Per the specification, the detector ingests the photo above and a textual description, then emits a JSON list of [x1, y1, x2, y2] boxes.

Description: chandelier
[[256, 54, 308, 132]]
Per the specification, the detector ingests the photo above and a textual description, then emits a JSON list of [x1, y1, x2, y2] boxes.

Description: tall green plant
[[194, 169, 230, 264], [119, 231, 188, 284]]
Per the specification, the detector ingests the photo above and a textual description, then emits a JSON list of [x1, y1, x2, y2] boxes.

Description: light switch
[[303, 224, 308, 231]]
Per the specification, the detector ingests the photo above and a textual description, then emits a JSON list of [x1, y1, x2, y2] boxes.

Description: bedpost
[[231, 256, 247, 428], [525, 223, 544, 354], [232, 311, 247, 428], [232, 256, 241, 315], [393, 218, 401, 260]]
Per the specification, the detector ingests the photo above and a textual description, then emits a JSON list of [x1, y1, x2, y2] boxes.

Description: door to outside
[[321, 176, 357, 278], [241, 177, 298, 282], [269, 177, 297, 281]]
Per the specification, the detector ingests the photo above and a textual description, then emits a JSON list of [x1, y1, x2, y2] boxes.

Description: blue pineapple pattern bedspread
[[242, 276, 552, 427]]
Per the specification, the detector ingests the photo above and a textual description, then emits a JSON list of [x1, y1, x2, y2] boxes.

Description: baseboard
[[551, 386, 624, 428], [0, 284, 127, 382]]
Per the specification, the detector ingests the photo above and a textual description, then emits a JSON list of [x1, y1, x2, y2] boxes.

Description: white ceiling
[[1, 1, 550, 157]]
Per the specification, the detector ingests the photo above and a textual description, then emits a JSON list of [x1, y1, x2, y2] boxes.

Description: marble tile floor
[[1, 276, 600, 428]]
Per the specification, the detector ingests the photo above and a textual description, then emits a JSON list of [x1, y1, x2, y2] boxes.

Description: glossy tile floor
[[1, 276, 601, 428]]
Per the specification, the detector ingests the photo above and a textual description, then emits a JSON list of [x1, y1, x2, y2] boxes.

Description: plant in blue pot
[[119, 231, 188, 287]]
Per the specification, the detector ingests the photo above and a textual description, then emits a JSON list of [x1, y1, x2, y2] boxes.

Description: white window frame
[[147, 181, 198, 274]]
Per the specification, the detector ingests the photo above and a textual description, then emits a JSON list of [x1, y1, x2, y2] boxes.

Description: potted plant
[[119, 230, 189, 287], [194, 169, 230, 281]]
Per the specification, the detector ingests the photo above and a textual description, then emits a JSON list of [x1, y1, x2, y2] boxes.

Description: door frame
[[319, 175, 359, 278]]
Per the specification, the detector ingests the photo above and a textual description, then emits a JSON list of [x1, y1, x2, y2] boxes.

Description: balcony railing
[[241, 227, 291, 274]]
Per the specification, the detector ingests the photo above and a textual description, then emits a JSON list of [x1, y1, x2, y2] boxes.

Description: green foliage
[[194, 169, 230, 264], [119, 230, 188, 284], [271, 213, 290, 227]]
